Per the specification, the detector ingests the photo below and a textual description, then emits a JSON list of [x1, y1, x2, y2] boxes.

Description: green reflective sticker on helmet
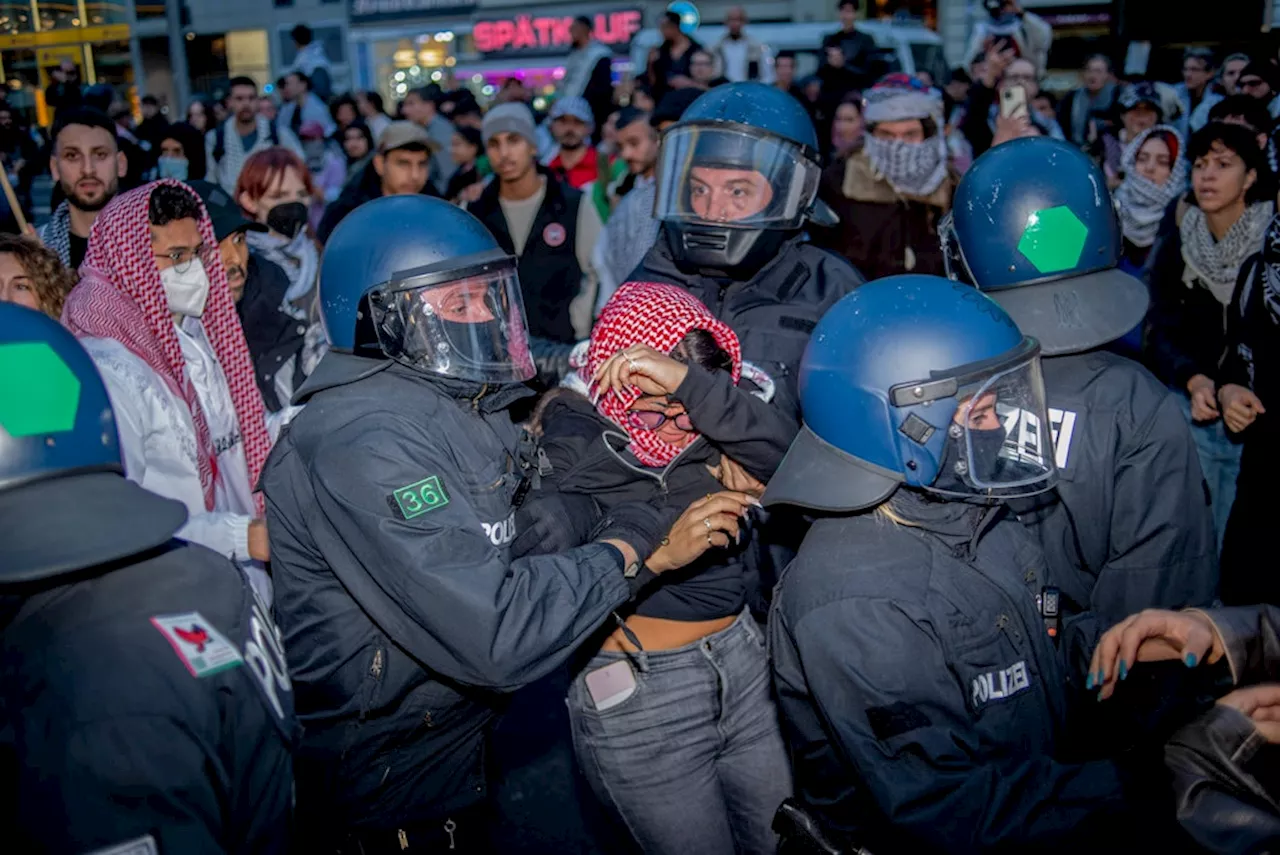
[[1016, 205, 1088, 274], [0, 342, 82, 437]]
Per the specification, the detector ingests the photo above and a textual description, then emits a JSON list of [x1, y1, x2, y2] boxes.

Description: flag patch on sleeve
[[151, 612, 244, 678]]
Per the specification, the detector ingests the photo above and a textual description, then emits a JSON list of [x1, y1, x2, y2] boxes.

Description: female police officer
[[940, 137, 1216, 623], [764, 275, 1175, 853]]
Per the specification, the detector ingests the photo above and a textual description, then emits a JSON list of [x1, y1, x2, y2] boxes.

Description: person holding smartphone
[[961, 45, 1063, 156]]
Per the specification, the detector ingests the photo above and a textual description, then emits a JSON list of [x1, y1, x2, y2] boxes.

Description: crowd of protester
[[7, 3, 1280, 853]]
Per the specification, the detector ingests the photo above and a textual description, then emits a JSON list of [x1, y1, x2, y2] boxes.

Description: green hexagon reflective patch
[[1016, 205, 1088, 274], [0, 342, 81, 437]]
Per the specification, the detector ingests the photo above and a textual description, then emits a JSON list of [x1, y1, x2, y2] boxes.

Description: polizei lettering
[[971, 660, 1031, 708], [482, 512, 517, 547]]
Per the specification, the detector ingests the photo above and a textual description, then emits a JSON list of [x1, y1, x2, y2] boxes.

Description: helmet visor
[[940, 355, 1057, 499], [654, 124, 820, 229], [370, 257, 536, 384], [895, 339, 1057, 501]]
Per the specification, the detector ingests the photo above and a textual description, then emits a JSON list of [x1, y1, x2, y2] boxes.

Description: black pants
[[1221, 438, 1280, 606]]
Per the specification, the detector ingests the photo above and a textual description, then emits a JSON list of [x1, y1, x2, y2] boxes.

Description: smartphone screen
[[584, 660, 638, 711], [1000, 84, 1029, 120]]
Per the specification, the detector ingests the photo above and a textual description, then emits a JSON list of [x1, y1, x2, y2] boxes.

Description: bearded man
[[38, 108, 127, 270]]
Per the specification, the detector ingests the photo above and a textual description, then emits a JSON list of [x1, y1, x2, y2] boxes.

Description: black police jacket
[[1010, 350, 1219, 623], [769, 491, 1139, 854], [2, 541, 297, 853], [261, 353, 641, 833], [1166, 605, 1280, 853], [468, 172, 584, 344], [632, 230, 865, 426]]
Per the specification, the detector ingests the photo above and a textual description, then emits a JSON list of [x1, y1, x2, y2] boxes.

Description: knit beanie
[[482, 102, 537, 148], [861, 72, 943, 127]]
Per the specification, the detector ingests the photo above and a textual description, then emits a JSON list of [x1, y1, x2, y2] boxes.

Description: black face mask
[[931, 426, 1007, 499], [440, 318, 507, 368], [266, 201, 309, 240]]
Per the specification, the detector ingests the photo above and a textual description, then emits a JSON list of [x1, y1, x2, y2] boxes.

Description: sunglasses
[[628, 410, 695, 432]]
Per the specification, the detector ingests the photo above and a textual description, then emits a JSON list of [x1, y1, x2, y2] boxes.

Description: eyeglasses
[[155, 244, 211, 275], [628, 410, 695, 432]]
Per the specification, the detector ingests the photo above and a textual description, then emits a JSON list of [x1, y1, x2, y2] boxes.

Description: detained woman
[[1145, 121, 1272, 548], [0, 233, 77, 318], [767, 275, 1180, 853], [528, 281, 795, 855]]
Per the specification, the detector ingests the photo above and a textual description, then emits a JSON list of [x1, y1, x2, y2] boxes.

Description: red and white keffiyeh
[[587, 281, 741, 468], [62, 179, 271, 513]]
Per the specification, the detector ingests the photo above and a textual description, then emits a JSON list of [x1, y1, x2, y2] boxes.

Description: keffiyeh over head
[[61, 179, 271, 512], [1115, 125, 1187, 249], [587, 282, 742, 468]]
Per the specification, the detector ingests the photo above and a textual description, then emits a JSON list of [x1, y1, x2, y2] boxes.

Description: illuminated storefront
[[460, 7, 641, 95], [0, 0, 136, 124], [348, 1, 644, 109]]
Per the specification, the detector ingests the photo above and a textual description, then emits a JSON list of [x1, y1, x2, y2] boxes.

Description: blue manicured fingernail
[[1185, 652, 1198, 667], [1119, 661, 1128, 680], [1085, 672, 1095, 689]]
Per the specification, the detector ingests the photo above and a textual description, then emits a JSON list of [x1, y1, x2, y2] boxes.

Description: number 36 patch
[[388, 475, 450, 520]]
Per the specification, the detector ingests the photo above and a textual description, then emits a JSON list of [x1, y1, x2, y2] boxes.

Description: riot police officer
[[631, 81, 865, 609], [765, 275, 1174, 853], [941, 137, 1217, 622], [633, 80, 863, 429], [261, 195, 695, 852], [0, 303, 296, 853]]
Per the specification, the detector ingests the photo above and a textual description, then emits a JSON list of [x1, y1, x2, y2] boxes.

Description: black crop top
[[536, 393, 750, 622]]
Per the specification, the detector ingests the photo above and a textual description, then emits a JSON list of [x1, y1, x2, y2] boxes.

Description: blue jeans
[[567, 610, 793, 855], [1178, 395, 1243, 552]]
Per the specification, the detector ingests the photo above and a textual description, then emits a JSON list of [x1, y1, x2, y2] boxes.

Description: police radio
[[1037, 586, 1061, 642]]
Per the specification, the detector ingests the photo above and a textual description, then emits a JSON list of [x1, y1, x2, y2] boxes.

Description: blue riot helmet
[[0, 303, 186, 581], [320, 194, 535, 383], [939, 136, 1149, 355], [653, 82, 836, 271], [763, 275, 1058, 512]]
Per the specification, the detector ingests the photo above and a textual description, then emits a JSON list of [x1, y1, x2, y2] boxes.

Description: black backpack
[[212, 120, 281, 164]]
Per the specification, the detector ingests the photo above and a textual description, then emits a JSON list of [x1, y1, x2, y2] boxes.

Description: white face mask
[[160, 258, 211, 317]]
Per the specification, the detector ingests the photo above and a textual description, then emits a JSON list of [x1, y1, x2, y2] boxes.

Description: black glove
[[528, 337, 577, 388], [591, 500, 680, 564], [512, 491, 601, 559]]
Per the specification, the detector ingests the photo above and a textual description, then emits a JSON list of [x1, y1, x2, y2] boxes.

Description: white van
[[626, 18, 948, 84]]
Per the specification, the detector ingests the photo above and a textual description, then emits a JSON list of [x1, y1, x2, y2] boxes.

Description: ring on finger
[[628, 358, 640, 371], [703, 517, 712, 530], [706, 533, 714, 546]]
